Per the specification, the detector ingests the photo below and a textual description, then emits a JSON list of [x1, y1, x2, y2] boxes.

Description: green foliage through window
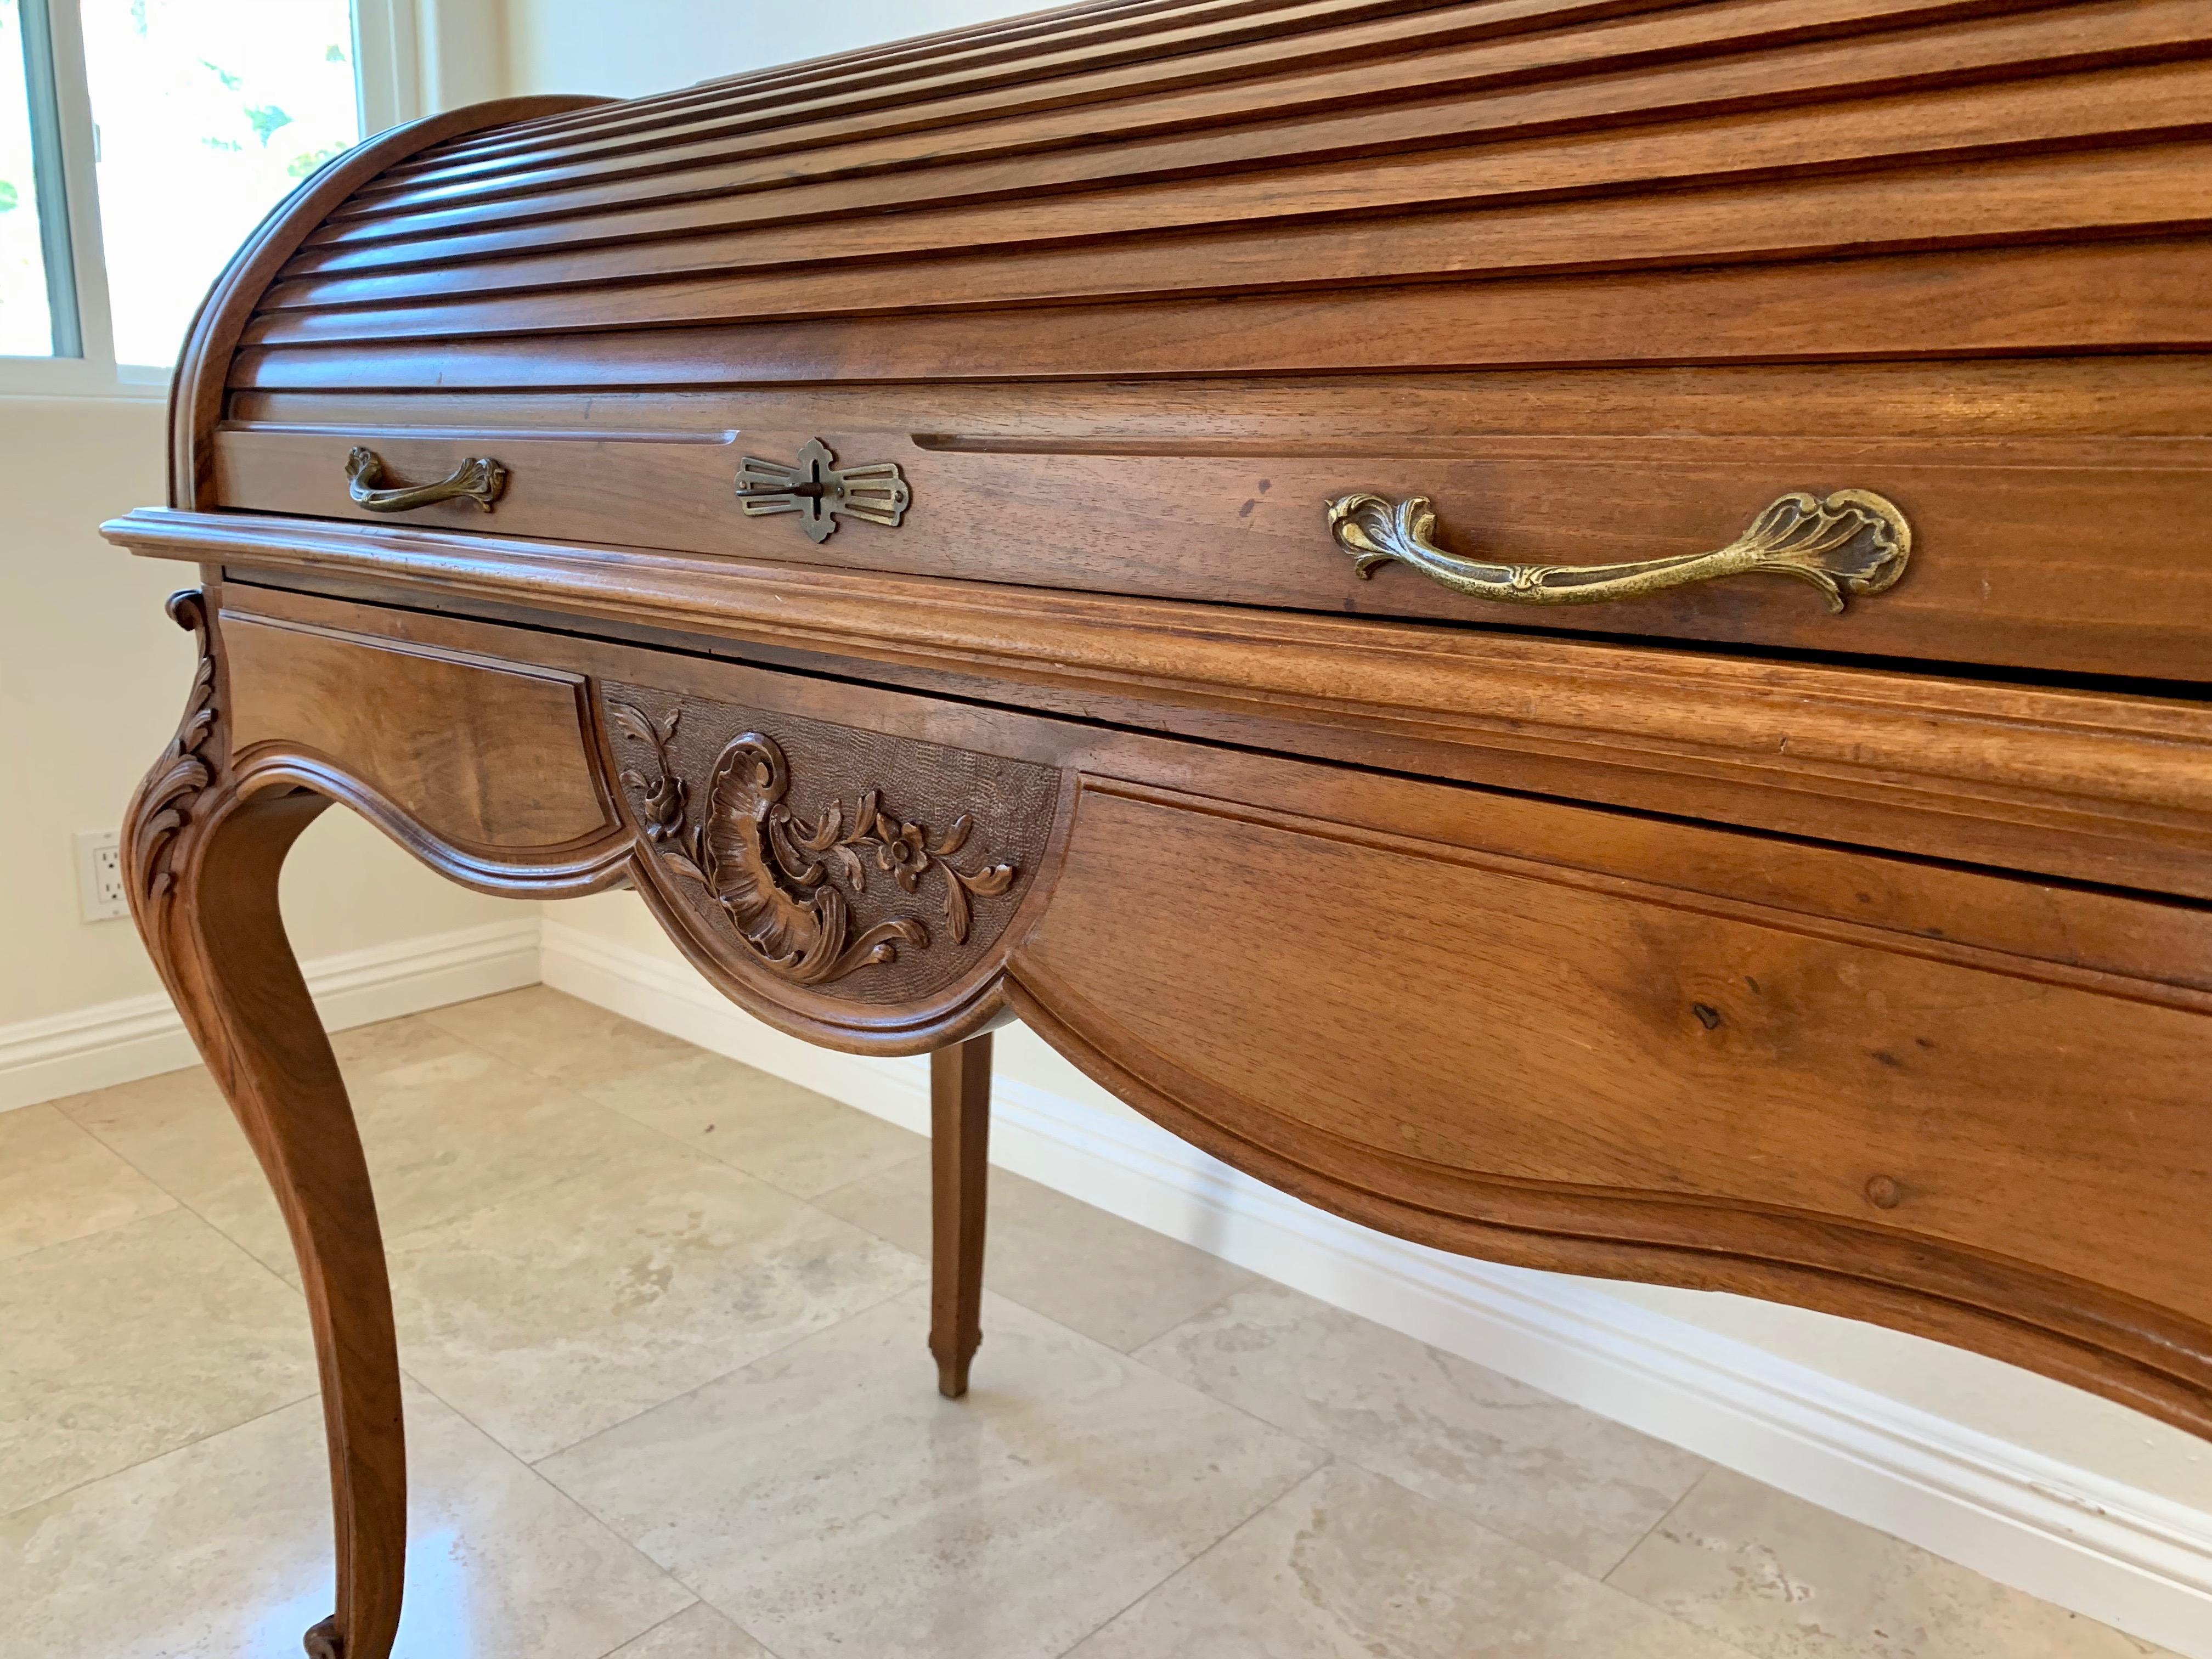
[[84, 1, 362, 368], [287, 143, 343, 179]]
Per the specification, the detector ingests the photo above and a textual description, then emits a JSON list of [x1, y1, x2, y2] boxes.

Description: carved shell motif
[[608, 701, 1021, 988]]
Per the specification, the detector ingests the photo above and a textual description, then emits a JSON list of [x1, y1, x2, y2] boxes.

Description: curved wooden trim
[[168, 94, 608, 511], [1002, 964, 2212, 1444], [228, 746, 637, 898], [100, 506, 2212, 900], [623, 864, 1017, 1054], [211, 742, 1076, 1056]]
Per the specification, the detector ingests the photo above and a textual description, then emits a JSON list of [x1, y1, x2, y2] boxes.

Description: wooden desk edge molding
[[106, 5, 2212, 1655]]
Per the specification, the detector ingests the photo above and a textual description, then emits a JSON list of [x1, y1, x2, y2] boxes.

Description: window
[[3, 0, 367, 390], [1, 0, 70, 357]]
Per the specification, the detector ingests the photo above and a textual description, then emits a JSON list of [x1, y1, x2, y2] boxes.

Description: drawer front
[[222, 613, 617, 856], [1017, 778, 2212, 1351], [211, 360, 2212, 683]]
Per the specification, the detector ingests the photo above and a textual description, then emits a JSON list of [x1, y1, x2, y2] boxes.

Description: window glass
[[81, 0, 358, 369], [0, 0, 57, 357]]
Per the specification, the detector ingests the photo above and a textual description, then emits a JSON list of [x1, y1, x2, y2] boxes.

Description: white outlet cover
[[75, 829, 129, 923]]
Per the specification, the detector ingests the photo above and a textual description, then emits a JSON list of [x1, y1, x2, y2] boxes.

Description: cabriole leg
[[125, 593, 405, 1659], [929, 1032, 992, 1397]]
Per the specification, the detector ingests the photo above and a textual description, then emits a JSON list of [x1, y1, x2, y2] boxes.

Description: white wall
[[498, 3, 2212, 1647], [0, 4, 525, 1075], [0, 400, 522, 1031]]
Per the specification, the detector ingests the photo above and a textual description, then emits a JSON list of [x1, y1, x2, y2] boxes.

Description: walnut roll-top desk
[[100, 1, 2212, 1653]]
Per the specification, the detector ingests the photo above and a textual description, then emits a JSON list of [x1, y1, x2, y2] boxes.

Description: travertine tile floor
[[1, 986, 2170, 1659]]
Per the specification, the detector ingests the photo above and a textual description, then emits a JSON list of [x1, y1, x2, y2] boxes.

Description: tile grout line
[[1, 1387, 319, 1522], [0, 1188, 186, 1272], [388, 1351, 716, 1638], [1047, 1455, 1342, 1658], [580, 1599, 705, 1659], [516, 1268, 926, 1468], [1589, 1464, 1778, 1659], [0, 1104, 182, 1261], [38, 1006, 800, 1641], [51, 1091, 281, 1268], [775, 1142, 1759, 1633], [1600, 1463, 1712, 1587], [35, 1009, 1768, 1654], [48, 1052, 709, 1642], [1116, 1281, 1252, 1360], [1105, 1277, 1688, 1587], [796, 1153, 1264, 1358], [2, 1103, 331, 1523], [352, 1009, 943, 1495], [47, 1003, 933, 1531], [425, 998, 883, 1199], [522, 1280, 951, 1475], [795, 1147, 928, 1205]]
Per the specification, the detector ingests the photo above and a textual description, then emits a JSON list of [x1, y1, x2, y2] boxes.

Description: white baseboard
[[0, 918, 543, 1113], [544, 917, 2212, 1656]]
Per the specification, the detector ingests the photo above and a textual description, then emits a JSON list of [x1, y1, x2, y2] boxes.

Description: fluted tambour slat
[[236, 163, 2212, 353], [320, 0, 2029, 238], [246, 75, 2212, 342], [382, 0, 1348, 172], [357, 0, 1596, 198], [228, 0, 2212, 372], [228, 238, 2212, 393], [292, 0, 2208, 284], [368, 0, 1452, 189]]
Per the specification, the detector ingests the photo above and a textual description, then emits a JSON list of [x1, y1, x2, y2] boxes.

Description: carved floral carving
[[126, 590, 220, 918], [610, 700, 1020, 986]]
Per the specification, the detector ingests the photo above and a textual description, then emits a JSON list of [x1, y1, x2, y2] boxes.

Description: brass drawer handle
[[345, 447, 507, 514], [1327, 488, 1910, 613]]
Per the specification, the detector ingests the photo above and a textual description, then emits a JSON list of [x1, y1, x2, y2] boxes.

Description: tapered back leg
[[929, 1034, 993, 1399]]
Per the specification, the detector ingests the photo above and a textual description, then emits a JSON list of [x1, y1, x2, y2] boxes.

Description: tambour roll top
[[184, 0, 2212, 678]]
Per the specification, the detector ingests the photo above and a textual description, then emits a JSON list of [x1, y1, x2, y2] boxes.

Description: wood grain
[[205, 419, 2212, 683], [222, 613, 615, 853], [106, 509, 2212, 901], [167, 94, 603, 512]]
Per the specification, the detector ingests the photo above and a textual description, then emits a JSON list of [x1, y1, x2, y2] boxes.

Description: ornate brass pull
[[1326, 488, 1910, 613], [736, 437, 910, 544], [345, 447, 507, 514]]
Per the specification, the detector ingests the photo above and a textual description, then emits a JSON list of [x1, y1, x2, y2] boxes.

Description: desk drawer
[[1019, 774, 2212, 1357], [212, 360, 2212, 684]]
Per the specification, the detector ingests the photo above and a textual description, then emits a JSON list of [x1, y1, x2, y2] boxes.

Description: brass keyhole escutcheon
[[734, 438, 911, 544]]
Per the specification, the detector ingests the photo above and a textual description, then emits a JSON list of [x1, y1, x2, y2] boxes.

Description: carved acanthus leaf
[[127, 591, 221, 917], [606, 701, 704, 882], [609, 707, 1023, 984]]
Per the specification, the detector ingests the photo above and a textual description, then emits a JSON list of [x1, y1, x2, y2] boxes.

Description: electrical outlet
[[75, 830, 129, 923]]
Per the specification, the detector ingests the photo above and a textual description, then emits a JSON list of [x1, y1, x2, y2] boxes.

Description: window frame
[[1, 0, 414, 401]]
